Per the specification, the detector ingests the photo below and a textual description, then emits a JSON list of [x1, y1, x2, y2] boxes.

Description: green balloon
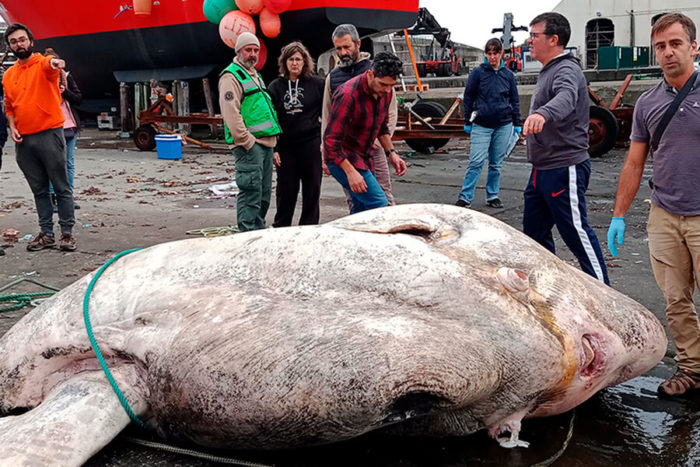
[[203, 0, 239, 24]]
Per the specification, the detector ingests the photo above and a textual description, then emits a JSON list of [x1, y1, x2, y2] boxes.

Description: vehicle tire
[[588, 106, 619, 157], [416, 63, 427, 77], [133, 124, 156, 151], [404, 101, 450, 154]]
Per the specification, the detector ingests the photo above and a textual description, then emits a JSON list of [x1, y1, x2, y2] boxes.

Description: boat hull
[[0, 2, 418, 111]]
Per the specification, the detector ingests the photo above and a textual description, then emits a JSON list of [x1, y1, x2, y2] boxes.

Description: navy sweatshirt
[[462, 60, 521, 129]]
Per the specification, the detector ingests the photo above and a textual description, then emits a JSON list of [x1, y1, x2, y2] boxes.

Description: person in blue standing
[[456, 38, 521, 209], [521, 12, 609, 285]]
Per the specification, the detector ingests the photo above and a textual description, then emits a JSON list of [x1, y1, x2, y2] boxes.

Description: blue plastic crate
[[155, 134, 182, 160]]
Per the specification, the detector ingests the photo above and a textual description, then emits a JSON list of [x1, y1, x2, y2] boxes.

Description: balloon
[[235, 0, 263, 15], [259, 8, 281, 39], [218, 10, 256, 49], [203, 0, 238, 24], [263, 0, 292, 14], [254, 39, 267, 71]]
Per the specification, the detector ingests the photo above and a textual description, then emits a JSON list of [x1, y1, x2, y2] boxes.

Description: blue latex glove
[[514, 126, 522, 135], [464, 124, 472, 135], [607, 217, 625, 258]]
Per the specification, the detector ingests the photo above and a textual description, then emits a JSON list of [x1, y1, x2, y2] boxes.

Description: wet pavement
[[2, 131, 699, 465]]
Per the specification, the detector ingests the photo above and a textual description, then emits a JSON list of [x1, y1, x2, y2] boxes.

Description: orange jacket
[[2, 53, 64, 135]]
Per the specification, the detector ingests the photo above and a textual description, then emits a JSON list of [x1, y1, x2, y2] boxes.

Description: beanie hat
[[235, 32, 260, 53]]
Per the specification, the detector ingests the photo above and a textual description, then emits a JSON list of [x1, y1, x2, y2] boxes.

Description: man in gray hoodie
[[521, 12, 609, 285]]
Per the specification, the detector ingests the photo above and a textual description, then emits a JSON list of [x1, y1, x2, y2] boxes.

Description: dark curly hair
[[372, 52, 403, 79], [4, 23, 33, 47]]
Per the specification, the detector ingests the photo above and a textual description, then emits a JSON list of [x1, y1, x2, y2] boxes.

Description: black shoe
[[0, 248, 4, 256], [456, 199, 471, 208], [74, 203, 81, 210], [486, 198, 504, 209]]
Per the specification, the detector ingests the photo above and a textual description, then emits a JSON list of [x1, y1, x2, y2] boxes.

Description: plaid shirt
[[323, 71, 391, 172]]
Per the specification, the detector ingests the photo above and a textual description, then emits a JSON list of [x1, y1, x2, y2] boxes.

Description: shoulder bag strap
[[650, 70, 698, 153]]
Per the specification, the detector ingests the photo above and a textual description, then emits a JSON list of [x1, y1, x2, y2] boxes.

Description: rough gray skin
[[0, 204, 666, 464]]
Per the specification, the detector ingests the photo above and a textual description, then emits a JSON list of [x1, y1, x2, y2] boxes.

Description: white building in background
[[552, 0, 700, 69]]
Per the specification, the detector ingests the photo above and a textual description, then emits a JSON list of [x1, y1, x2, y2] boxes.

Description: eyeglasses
[[9, 37, 29, 46], [529, 32, 548, 40]]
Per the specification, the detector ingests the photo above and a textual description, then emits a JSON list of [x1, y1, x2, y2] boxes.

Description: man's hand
[[607, 217, 625, 258], [49, 58, 65, 70], [522, 113, 546, 136], [10, 127, 22, 144], [322, 161, 330, 175], [388, 151, 407, 176], [346, 168, 367, 193], [273, 151, 281, 167]]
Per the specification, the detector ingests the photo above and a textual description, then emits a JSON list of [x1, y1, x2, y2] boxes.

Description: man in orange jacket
[[3, 23, 76, 251]]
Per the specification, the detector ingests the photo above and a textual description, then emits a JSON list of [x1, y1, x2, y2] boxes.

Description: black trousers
[[273, 136, 322, 227]]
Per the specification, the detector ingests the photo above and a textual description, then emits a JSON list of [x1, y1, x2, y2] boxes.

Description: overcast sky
[[418, 0, 561, 48]]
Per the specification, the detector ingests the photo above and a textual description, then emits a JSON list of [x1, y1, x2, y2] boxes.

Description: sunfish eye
[[496, 267, 530, 294]]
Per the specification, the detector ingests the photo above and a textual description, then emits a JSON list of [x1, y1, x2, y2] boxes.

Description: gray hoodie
[[526, 54, 589, 170]]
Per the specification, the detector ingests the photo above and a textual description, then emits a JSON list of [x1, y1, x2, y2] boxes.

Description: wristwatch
[[387, 148, 398, 156]]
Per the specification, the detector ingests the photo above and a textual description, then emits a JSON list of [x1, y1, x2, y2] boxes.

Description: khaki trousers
[[647, 204, 700, 372]]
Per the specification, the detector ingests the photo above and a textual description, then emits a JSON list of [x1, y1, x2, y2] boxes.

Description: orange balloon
[[218, 10, 256, 49], [255, 39, 267, 71], [262, 0, 291, 14], [259, 8, 281, 39], [235, 0, 263, 15]]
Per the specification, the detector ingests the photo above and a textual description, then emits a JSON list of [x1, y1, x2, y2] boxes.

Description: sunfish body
[[0, 204, 666, 465]]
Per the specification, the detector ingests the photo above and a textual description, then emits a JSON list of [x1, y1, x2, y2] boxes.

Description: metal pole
[[403, 29, 423, 91]]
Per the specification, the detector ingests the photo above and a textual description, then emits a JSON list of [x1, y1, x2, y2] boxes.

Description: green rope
[[0, 292, 55, 312], [0, 277, 60, 312], [83, 248, 149, 430]]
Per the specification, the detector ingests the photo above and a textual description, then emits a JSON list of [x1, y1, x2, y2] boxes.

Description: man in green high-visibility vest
[[219, 32, 281, 232]]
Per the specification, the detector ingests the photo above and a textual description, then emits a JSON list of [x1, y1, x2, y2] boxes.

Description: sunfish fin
[[0, 371, 148, 466], [328, 204, 461, 241]]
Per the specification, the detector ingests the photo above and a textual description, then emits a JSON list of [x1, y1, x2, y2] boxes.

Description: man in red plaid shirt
[[323, 52, 407, 213]]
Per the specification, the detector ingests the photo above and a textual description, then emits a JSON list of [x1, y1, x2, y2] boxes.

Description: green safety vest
[[220, 63, 280, 144]]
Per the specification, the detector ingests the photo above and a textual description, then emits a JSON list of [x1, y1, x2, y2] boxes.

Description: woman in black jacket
[[268, 42, 324, 226]]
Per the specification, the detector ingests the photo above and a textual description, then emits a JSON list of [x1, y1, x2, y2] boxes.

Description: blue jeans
[[458, 123, 512, 203], [327, 163, 387, 214]]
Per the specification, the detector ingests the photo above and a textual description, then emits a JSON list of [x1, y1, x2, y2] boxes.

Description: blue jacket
[[462, 60, 521, 129]]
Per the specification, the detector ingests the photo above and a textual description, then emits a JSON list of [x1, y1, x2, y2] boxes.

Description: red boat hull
[[0, 1, 418, 110]]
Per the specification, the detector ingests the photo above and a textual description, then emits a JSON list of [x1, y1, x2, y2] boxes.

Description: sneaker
[[59, 233, 77, 252], [456, 199, 471, 208], [486, 198, 504, 209], [27, 232, 56, 251], [658, 368, 700, 398]]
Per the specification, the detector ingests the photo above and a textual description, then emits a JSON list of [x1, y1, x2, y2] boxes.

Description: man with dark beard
[[3, 23, 76, 251], [321, 24, 402, 210]]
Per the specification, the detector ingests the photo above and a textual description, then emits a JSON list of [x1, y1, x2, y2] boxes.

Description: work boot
[[27, 233, 56, 251], [59, 232, 77, 252], [658, 368, 700, 398]]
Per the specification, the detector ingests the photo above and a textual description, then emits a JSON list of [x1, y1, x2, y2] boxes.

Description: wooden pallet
[[396, 83, 430, 92]]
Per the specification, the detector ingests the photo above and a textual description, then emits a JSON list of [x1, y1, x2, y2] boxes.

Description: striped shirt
[[323, 71, 391, 171]]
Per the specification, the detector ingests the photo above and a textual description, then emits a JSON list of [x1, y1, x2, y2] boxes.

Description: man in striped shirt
[[323, 52, 407, 213]]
